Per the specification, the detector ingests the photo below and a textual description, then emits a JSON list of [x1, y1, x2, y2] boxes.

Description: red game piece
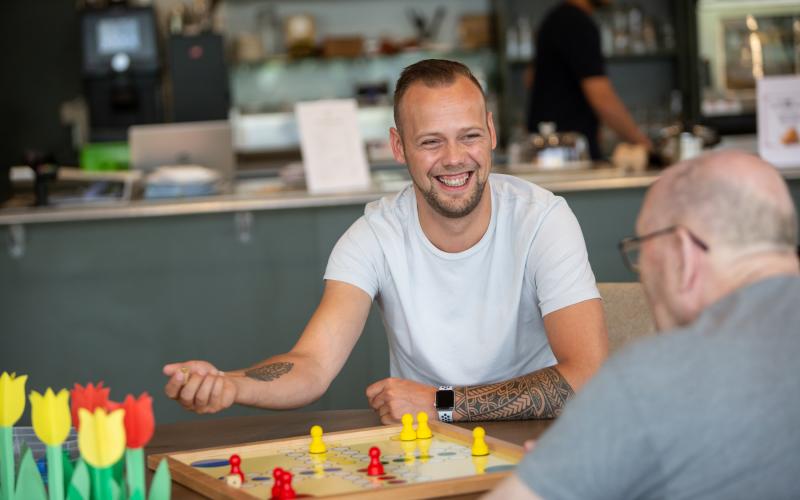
[[367, 446, 385, 476], [229, 454, 245, 482], [271, 467, 284, 499], [280, 471, 296, 499]]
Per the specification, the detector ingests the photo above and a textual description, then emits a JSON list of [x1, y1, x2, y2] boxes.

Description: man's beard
[[416, 174, 487, 219]]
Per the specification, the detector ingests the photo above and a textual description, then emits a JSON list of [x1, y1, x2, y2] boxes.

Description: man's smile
[[434, 171, 474, 190]]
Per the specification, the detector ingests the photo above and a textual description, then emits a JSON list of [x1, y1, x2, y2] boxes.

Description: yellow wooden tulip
[[0, 372, 28, 427], [30, 388, 71, 446], [77, 408, 126, 469]]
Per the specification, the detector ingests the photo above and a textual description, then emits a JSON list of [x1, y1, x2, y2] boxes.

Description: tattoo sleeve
[[453, 367, 574, 421], [245, 362, 294, 382]]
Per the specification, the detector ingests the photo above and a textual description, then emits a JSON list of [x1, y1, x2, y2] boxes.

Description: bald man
[[485, 150, 800, 499]]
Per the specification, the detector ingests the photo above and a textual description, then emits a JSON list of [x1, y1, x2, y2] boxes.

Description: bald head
[[641, 151, 798, 256]]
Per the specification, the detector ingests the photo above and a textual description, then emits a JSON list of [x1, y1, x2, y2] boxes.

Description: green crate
[[80, 142, 130, 171]]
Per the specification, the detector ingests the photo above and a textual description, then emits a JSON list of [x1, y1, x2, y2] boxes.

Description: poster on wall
[[757, 75, 800, 168]]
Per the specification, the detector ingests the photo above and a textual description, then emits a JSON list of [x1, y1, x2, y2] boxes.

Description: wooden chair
[[597, 282, 656, 354]]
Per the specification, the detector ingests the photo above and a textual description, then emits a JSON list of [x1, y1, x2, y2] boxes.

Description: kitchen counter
[[5, 163, 800, 227], [0, 166, 675, 226]]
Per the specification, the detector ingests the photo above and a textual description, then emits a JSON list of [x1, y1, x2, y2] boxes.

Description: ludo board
[[147, 421, 524, 499]]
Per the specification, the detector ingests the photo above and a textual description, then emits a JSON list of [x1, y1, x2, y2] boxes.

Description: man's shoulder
[[356, 183, 416, 243], [490, 173, 564, 222], [364, 184, 414, 223], [607, 276, 800, 387]]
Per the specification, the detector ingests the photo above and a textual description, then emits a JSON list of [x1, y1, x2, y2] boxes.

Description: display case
[[695, 0, 800, 133]]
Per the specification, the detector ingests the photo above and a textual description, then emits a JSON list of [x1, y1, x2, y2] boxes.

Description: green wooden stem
[[46, 445, 64, 500], [90, 466, 113, 500], [125, 448, 145, 499], [0, 427, 14, 500]]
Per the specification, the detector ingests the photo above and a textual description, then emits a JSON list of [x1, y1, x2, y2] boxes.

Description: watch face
[[436, 390, 455, 409]]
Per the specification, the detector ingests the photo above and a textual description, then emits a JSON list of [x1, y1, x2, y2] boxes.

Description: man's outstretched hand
[[163, 360, 237, 414]]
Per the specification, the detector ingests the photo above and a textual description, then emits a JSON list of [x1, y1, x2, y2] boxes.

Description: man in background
[[485, 150, 800, 498], [527, 0, 651, 159]]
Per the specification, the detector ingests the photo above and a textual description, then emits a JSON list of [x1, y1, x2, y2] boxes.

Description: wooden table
[[145, 409, 554, 499]]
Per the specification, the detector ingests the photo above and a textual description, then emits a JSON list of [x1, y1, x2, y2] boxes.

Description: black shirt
[[527, 3, 606, 159]]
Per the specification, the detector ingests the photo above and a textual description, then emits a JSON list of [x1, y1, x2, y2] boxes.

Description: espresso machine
[[80, 6, 163, 141]]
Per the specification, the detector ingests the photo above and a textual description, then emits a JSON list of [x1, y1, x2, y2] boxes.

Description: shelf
[[606, 51, 676, 63], [507, 51, 676, 67]]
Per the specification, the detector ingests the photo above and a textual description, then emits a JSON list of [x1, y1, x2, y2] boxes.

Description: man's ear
[[389, 127, 407, 164], [676, 228, 701, 293], [487, 112, 497, 150]]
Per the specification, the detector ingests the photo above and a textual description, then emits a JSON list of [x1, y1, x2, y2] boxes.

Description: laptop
[[128, 121, 235, 187]]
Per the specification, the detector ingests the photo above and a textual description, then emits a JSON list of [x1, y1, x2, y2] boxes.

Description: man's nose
[[442, 141, 467, 167]]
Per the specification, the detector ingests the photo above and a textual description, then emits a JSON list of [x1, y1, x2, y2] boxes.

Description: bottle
[[518, 17, 533, 60]]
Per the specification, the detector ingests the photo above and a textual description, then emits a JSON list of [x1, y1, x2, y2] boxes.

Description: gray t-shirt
[[517, 275, 800, 499]]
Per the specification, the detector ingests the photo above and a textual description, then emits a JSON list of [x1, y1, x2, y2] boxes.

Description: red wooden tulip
[[115, 393, 154, 448], [70, 382, 110, 431]]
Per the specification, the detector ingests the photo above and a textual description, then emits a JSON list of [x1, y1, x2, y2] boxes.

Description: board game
[[147, 420, 524, 499]]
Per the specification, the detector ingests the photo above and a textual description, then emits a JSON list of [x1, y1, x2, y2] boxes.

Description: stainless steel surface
[[3, 167, 800, 226]]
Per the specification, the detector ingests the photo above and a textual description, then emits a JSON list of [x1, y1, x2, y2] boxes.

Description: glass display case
[[697, 0, 800, 120]]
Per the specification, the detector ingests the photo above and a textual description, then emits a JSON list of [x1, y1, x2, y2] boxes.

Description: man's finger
[[179, 372, 204, 407], [368, 392, 386, 410], [194, 375, 216, 408], [164, 372, 186, 399], [163, 363, 182, 376], [209, 375, 224, 410], [365, 379, 388, 400]]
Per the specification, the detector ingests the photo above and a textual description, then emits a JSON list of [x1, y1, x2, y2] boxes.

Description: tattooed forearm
[[453, 367, 574, 421], [245, 362, 294, 382]]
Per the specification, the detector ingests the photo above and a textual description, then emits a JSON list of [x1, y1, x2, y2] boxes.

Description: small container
[[530, 122, 590, 169]]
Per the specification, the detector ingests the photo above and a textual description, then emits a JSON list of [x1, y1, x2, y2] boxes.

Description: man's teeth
[[438, 172, 470, 187]]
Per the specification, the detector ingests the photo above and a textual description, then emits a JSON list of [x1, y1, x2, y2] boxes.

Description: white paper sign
[[757, 76, 800, 168], [295, 99, 372, 194]]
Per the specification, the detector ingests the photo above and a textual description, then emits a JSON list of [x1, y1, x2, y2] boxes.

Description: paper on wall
[[757, 76, 800, 168], [295, 99, 372, 194]]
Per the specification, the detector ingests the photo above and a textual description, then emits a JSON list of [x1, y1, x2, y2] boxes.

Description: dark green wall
[[2, 182, 798, 424]]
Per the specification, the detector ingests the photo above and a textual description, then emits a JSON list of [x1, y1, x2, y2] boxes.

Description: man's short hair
[[393, 59, 485, 130]]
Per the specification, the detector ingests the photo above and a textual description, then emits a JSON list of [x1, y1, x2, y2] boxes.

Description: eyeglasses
[[618, 225, 709, 273]]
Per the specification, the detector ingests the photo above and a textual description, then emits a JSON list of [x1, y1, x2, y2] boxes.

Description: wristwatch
[[435, 386, 455, 423]]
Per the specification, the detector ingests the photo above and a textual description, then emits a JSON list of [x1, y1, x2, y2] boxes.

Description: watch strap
[[436, 385, 454, 423]]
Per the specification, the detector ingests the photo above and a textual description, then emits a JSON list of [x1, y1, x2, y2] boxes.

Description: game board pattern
[[186, 434, 517, 498]]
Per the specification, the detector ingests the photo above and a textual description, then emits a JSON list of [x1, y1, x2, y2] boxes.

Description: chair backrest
[[598, 282, 656, 354]]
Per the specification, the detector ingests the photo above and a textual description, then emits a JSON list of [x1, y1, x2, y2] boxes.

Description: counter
[[0, 166, 671, 226]]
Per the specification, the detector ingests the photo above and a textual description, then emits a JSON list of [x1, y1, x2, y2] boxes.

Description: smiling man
[[163, 59, 608, 423]]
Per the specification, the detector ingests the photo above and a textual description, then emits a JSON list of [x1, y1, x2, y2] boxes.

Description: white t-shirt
[[324, 173, 599, 386]]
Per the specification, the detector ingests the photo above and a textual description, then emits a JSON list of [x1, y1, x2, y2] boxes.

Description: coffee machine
[[80, 6, 163, 141]]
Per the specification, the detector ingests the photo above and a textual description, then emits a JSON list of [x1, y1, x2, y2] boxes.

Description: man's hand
[[163, 360, 237, 414], [366, 378, 437, 424]]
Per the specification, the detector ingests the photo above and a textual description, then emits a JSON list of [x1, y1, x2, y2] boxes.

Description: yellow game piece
[[417, 436, 431, 462], [399, 413, 416, 441], [471, 426, 489, 456], [400, 439, 416, 463], [309, 425, 326, 454], [311, 452, 327, 477], [472, 455, 489, 474], [416, 411, 432, 439], [225, 474, 242, 488]]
